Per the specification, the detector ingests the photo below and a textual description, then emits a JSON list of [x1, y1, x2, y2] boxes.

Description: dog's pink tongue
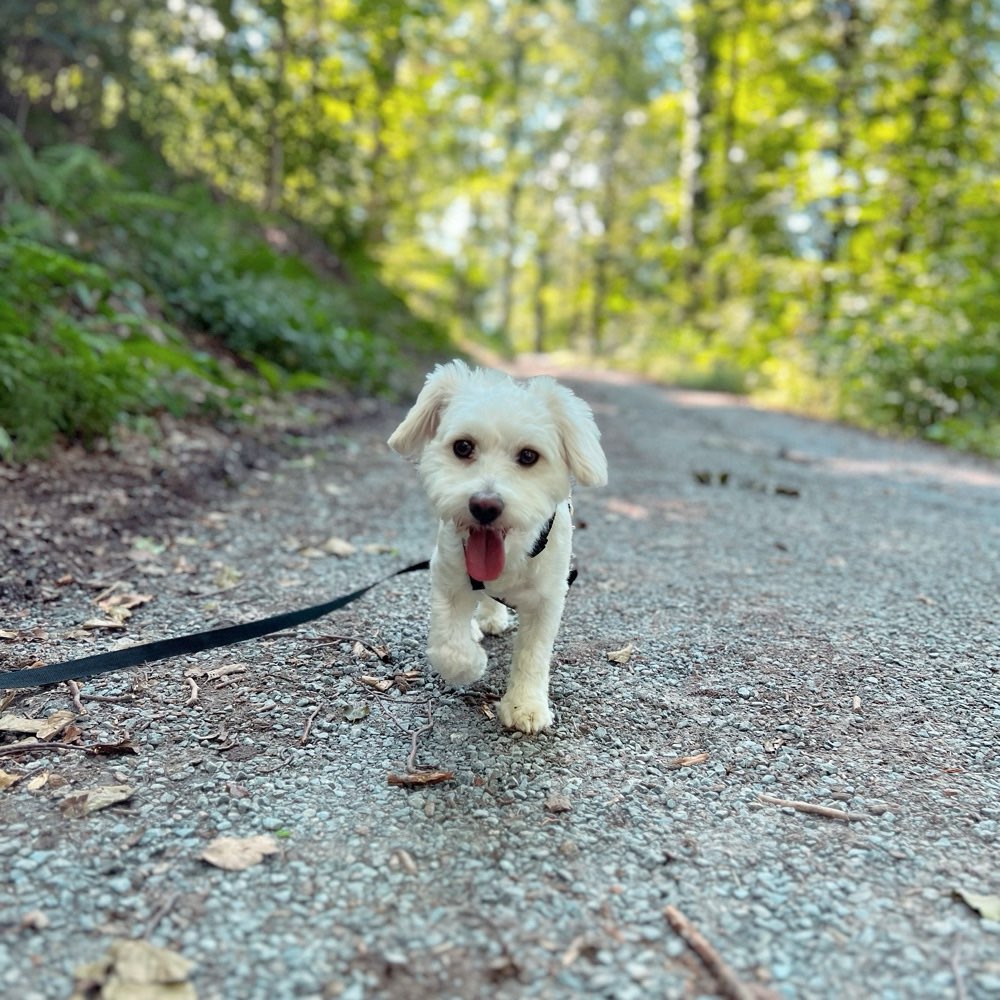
[[465, 528, 505, 581]]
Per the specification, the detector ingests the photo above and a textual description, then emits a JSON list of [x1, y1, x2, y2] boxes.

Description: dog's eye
[[453, 439, 475, 459], [517, 448, 540, 467]]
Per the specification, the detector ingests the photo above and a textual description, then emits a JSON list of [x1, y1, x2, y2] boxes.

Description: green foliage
[[0, 236, 230, 459], [0, 116, 443, 460], [2, 1, 997, 458]]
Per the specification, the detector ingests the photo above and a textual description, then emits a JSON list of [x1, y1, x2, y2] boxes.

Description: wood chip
[[758, 793, 866, 822], [387, 770, 454, 787]]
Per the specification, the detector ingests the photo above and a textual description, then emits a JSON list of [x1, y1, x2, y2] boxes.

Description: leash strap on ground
[[0, 560, 430, 691]]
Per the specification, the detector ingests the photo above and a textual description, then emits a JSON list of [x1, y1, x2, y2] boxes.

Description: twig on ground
[[144, 892, 180, 937], [300, 705, 321, 746], [65, 680, 85, 715], [951, 939, 967, 1000], [259, 751, 296, 775], [758, 793, 867, 822], [308, 634, 389, 661], [406, 700, 435, 774], [0, 741, 94, 758], [73, 692, 137, 704], [374, 695, 454, 788], [184, 677, 199, 707], [387, 769, 454, 787], [664, 904, 773, 1000]]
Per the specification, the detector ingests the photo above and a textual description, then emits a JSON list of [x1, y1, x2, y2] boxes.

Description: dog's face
[[388, 361, 607, 580]]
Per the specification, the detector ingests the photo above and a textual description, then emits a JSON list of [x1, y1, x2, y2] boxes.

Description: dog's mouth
[[464, 526, 506, 582]]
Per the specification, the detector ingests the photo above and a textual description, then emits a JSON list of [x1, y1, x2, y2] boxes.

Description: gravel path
[[1, 367, 998, 1000]]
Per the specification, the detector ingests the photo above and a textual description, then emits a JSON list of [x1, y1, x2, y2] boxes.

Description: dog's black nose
[[469, 493, 504, 525]]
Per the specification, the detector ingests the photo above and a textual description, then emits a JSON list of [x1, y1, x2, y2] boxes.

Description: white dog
[[387, 360, 608, 733]]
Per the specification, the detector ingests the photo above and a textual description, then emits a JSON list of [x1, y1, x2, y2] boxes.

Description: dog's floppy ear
[[533, 378, 608, 487], [387, 359, 470, 457]]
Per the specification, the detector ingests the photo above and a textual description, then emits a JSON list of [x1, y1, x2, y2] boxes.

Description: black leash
[[0, 561, 430, 691]]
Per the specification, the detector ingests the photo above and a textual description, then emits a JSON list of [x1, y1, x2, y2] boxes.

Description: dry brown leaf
[[0, 629, 19, 640], [61, 784, 135, 818], [359, 675, 393, 692], [0, 769, 22, 790], [322, 536, 357, 558], [0, 709, 75, 739], [37, 709, 78, 740], [81, 617, 128, 631], [201, 834, 280, 871], [0, 713, 46, 734], [20, 910, 49, 930], [545, 792, 572, 814], [27, 772, 51, 791], [667, 752, 710, 768], [98, 592, 153, 612], [71, 939, 195, 1000], [606, 643, 634, 664]]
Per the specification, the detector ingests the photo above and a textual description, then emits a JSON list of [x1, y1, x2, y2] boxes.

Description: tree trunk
[[679, 1, 718, 299], [263, 0, 288, 214]]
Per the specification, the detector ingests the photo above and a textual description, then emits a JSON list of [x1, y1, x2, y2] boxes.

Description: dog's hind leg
[[476, 596, 511, 636]]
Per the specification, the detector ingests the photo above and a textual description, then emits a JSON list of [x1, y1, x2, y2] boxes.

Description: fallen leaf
[[61, 784, 135, 818], [0, 629, 18, 640], [0, 713, 46, 734], [201, 834, 280, 871], [954, 889, 1000, 922], [359, 675, 393, 692], [20, 910, 49, 930], [344, 702, 370, 723], [38, 710, 77, 740], [0, 709, 76, 739], [71, 939, 195, 1000], [606, 643, 634, 664], [666, 752, 710, 768], [545, 792, 572, 814], [81, 617, 128, 631], [97, 592, 153, 613], [89, 739, 139, 757], [322, 536, 357, 557], [212, 564, 242, 589], [0, 769, 22, 790], [362, 543, 396, 555], [27, 772, 50, 791]]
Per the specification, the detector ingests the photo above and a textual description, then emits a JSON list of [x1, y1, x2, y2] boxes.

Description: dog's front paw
[[498, 691, 553, 734], [429, 641, 488, 687]]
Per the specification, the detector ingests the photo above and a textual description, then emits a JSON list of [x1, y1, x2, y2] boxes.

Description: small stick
[[758, 793, 866, 822], [387, 770, 454, 787], [406, 700, 435, 774], [0, 741, 94, 757], [66, 680, 85, 715], [184, 677, 199, 707], [300, 705, 321, 746], [664, 905, 767, 1000], [308, 634, 387, 659], [74, 693, 136, 704], [144, 891, 180, 937]]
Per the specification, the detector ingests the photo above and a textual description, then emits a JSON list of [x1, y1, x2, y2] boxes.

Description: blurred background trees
[[1, 0, 997, 457]]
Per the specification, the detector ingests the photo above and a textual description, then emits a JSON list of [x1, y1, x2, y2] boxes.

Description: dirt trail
[[2, 367, 998, 1000]]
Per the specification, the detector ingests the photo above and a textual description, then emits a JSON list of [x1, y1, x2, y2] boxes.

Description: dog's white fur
[[387, 360, 607, 733]]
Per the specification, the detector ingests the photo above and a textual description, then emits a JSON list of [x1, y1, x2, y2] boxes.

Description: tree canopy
[[1, 0, 998, 456]]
